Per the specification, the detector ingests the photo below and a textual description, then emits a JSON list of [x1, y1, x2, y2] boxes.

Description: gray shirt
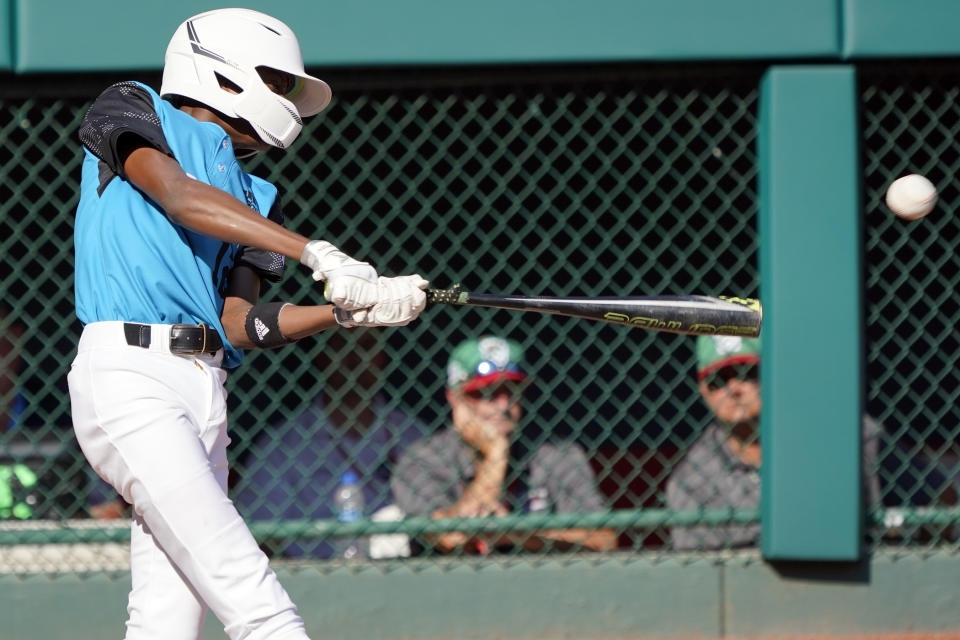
[[391, 428, 606, 517], [665, 417, 881, 551]]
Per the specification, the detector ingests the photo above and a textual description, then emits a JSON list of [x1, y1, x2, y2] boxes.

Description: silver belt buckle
[[170, 323, 205, 355]]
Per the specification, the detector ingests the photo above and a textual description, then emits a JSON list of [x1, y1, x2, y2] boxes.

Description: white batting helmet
[[160, 8, 332, 151]]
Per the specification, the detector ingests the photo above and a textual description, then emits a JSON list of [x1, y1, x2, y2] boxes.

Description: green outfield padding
[[12, 0, 841, 72], [843, 0, 960, 58], [758, 66, 863, 560], [3, 552, 960, 639], [0, 0, 12, 70]]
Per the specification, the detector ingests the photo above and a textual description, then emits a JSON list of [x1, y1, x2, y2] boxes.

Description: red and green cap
[[446, 336, 528, 392], [696, 335, 761, 380]]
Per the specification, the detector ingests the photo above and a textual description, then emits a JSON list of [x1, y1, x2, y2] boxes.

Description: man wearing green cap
[[391, 335, 616, 553], [666, 335, 880, 550]]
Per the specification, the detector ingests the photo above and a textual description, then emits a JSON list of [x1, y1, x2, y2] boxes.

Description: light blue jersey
[[75, 82, 281, 367]]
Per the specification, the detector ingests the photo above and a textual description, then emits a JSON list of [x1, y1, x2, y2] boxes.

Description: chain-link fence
[[0, 61, 956, 574], [861, 61, 960, 550]]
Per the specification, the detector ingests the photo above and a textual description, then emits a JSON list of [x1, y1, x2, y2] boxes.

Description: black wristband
[[244, 302, 291, 348]]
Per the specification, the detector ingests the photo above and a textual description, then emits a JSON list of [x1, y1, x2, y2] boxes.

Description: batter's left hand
[[334, 275, 429, 327]]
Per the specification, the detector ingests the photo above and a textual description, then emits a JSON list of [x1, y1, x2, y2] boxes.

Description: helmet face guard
[[160, 8, 332, 150]]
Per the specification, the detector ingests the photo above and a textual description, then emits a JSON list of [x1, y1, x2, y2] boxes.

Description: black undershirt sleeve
[[234, 195, 287, 283]]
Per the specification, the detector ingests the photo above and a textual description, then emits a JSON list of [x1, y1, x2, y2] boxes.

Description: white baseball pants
[[67, 322, 309, 640]]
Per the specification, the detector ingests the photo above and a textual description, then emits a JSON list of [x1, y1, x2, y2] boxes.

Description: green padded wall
[[0, 0, 11, 70], [843, 0, 960, 58], [758, 66, 863, 560], [13, 0, 840, 71]]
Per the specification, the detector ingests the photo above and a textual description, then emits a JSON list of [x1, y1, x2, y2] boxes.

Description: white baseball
[[885, 174, 937, 220]]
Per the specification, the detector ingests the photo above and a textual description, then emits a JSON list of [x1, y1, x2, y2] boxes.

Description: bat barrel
[[426, 289, 762, 338]]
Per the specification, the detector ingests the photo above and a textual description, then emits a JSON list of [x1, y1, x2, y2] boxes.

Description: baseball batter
[[66, 9, 427, 640]]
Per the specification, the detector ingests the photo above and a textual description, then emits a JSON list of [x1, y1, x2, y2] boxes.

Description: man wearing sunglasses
[[666, 335, 881, 550], [391, 336, 617, 553]]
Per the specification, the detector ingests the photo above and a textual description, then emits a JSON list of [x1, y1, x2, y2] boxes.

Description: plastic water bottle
[[333, 470, 365, 559]]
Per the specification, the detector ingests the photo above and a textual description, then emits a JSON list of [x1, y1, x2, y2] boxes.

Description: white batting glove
[[334, 275, 430, 327], [300, 240, 379, 310]]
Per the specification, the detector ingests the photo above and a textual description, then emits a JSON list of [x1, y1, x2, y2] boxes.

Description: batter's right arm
[[117, 141, 387, 310], [78, 82, 393, 310], [122, 145, 432, 315], [121, 144, 311, 262]]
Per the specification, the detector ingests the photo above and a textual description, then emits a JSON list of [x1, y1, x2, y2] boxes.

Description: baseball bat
[[426, 287, 762, 337]]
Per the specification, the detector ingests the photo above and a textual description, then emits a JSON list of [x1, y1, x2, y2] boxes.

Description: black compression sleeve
[[244, 302, 292, 348], [235, 197, 286, 283]]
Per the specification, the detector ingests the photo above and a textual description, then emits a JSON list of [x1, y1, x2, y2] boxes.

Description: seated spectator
[[0, 304, 32, 519], [0, 302, 24, 432], [236, 328, 426, 557], [666, 335, 881, 551], [391, 335, 617, 554], [877, 436, 958, 542], [0, 304, 125, 520], [85, 473, 129, 519]]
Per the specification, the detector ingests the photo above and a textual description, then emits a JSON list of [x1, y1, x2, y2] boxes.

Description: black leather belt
[[123, 323, 223, 355]]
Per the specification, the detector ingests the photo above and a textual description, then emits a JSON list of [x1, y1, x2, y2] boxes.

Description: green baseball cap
[[446, 336, 528, 392], [695, 335, 761, 379]]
